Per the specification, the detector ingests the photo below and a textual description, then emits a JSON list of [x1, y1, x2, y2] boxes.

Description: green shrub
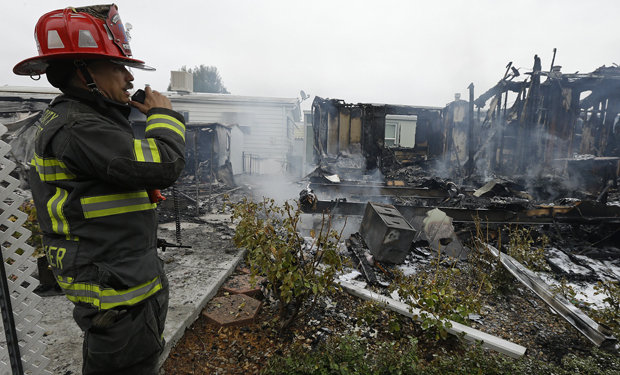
[[590, 279, 620, 338], [263, 336, 620, 375], [469, 218, 551, 295], [389, 254, 481, 340], [468, 217, 515, 295], [18, 200, 44, 258], [506, 226, 549, 272], [355, 301, 406, 338], [560, 347, 620, 374], [261, 334, 419, 375], [231, 197, 344, 331]]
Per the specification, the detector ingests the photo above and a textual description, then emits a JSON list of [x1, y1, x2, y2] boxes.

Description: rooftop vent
[[169, 71, 193, 93]]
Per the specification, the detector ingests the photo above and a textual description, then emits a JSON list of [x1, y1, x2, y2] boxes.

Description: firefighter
[[13, 4, 185, 374]]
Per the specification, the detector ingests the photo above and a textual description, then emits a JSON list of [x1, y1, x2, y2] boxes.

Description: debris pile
[[299, 55, 620, 357]]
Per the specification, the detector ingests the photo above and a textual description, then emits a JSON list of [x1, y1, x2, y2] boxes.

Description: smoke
[[364, 167, 385, 183], [431, 157, 455, 180], [239, 171, 302, 205]]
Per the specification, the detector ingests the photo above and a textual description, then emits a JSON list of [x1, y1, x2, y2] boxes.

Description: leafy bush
[[231, 197, 344, 330], [590, 279, 620, 338], [18, 200, 44, 258], [469, 218, 551, 295], [355, 301, 406, 338], [261, 334, 419, 375], [389, 254, 481, 340], [559, 347, 620, 374], [468, 217, 515, 295], [263, 335, 620, 375], [550, 277, 580, 305], [506, 226, 550, 272]]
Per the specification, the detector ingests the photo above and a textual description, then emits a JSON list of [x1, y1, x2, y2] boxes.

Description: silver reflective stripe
[[33, 155, 76, 181], [58, 276, 163, 309], [101, 280, 162, 305], [134, 139, 161, 163], [78, 30, 98, 48]]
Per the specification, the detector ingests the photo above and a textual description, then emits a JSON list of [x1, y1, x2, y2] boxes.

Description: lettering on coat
[[45, 245, 66, 269]]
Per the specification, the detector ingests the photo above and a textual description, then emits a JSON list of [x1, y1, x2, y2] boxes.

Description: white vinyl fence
[[0, 124, 50, 374]]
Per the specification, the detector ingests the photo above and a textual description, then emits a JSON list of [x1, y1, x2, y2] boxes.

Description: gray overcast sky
[[3, 0, 620, 111]]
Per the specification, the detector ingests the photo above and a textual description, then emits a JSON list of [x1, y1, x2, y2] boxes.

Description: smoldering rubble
[[300, 55, 620, 352]]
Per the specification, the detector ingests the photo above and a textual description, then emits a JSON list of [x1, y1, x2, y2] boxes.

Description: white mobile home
[[166, 92, 300, 175]]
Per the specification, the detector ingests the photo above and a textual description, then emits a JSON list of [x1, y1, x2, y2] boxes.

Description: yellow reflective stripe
[[84, 202, 155, 218], [81, 191, 156, 219], [133, 139, 161, 163], [146, 114, 185, 141], [134, 140, 145, 162], [58, 275, 74, 283], [47, 189, 60, 234], [47, 187, 70, 235], [81, 191, 148, 204], [56, 276, 162, 309], [148, 138, 161, 162], [32, 154, 76, 181]]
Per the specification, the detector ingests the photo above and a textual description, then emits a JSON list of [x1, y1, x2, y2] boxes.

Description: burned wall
[[311, 96, 443, 173], [185, 124, 233, 181], [472, 57, 620, 183]]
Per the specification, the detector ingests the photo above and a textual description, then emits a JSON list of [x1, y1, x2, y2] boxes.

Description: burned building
[[311, 57, 620, 195], [471, 57, 620, 190], [310, 96, 443, 175], [183, 122, 242, 185], [300, 57, 620, 353]]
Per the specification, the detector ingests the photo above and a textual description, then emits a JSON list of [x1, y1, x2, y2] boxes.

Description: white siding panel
[[171, 99, 294, 161]]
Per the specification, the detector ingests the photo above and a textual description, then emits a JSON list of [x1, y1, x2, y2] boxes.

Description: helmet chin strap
[[74, 60, 101, 94], [74, 60, 106, 108]]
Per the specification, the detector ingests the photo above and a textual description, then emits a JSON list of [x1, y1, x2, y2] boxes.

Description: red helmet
[[13, 4, 154, 76]]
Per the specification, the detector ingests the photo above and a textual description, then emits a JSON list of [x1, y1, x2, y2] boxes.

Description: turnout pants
[[73, 278, 169, 375]]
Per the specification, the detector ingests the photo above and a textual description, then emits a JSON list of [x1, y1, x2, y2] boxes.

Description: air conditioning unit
[[169, 71, 193, 93]]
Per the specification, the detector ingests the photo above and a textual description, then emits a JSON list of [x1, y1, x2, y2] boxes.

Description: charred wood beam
[[517, 55, 542, 173], [474, 80, 525, 108], [466, 83, 475, 175], [302, 200, 620, 225], [579, 87, 611, 109], [346, 234, 378, 286], [485, 244, 617, 349], [308, 183, 451, 198], [384, 105, 443, 116]]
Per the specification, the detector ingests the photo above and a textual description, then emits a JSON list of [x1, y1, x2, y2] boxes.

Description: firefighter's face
[[87, 61, 134, 104]]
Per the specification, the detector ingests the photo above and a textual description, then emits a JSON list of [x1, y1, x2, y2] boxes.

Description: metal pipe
[[194, 130, 199, 216], [485, 244, 617, 349], [0, 246, 24, 374], [209, 132, 214, 212]]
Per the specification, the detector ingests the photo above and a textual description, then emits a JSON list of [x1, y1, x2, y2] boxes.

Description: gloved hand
[[148, 189, 166, 203]]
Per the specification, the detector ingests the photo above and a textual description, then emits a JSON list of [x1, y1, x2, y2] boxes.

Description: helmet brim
[[13, 53, 155, 76]]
